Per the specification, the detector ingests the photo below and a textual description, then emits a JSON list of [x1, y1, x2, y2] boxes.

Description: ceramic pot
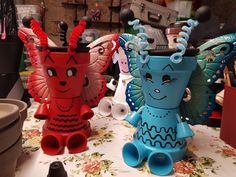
[[138, 49, 198, 109], [123, 48, 198, 176], [0, 99, 26, 177], [0, 99, 28, 123], [0, 103, 19, 129], [0, 136, 22, 177], [0, 103, 21, 153]]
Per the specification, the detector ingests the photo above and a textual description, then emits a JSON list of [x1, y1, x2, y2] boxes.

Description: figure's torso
[[135, 105, 185, 150], [44, 97, 90, 137]]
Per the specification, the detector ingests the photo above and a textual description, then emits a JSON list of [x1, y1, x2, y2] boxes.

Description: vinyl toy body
[[98, 45, 133, 120], [122, 19, 198, 176], [113, 47, 133, 104], [18, 20, 119, 155], [122, 14, 236, 174], [124, 54, 197, 175], [36, 49, 93, 155]]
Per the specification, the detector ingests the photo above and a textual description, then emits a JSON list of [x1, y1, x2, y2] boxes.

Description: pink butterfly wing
[[82, 34, 120, 107], [87, 34, 119, 73], [18, 27, 41, 67], [27, 67, 50, 103], [18, 27, 49, 103]]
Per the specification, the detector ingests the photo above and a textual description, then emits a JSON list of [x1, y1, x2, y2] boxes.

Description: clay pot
[[0, 103, 19, 129], [0, 103, 21, 153], [0, 136, 22, 177], [0, 99, 28, 123], [0, 99, 27, 177]]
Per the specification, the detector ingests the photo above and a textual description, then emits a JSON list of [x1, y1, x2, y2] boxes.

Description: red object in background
[[18, 20, 119, 155], [210, 110, 222, 119], [220, 85, 236, 149], [207, 110, 222, 128]]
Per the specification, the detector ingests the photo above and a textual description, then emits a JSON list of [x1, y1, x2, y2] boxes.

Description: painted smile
[[121, 69, 129, 73], [149, 93, 167, 100], [56, 89, 71, 93]]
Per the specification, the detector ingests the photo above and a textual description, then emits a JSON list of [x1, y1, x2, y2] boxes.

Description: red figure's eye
[[47, 68, 57, 77], [67, 68, 77, 77]]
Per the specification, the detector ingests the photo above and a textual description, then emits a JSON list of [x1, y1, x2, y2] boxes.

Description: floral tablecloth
[[15, 101, 236, 177]]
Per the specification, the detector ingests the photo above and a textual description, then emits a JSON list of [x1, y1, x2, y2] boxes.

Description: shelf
[[62, 2, 88, 9], [108, 6, 121, 13], [92, 21, 121, 28]]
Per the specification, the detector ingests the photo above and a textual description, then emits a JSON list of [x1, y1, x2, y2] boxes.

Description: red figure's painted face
[[39, 51, 90, 98]]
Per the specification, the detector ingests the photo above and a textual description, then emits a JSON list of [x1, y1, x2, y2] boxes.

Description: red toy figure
[[18, 20, 119, 155]]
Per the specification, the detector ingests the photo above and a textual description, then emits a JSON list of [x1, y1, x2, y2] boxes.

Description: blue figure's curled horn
[[170, 5, 211, 64], [128, 19, 149, 64], [170, 19, 199, 64]]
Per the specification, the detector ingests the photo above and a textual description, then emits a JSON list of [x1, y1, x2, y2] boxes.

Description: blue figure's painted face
[[142, 71, 177, 101], [137, 55, 197, 109]]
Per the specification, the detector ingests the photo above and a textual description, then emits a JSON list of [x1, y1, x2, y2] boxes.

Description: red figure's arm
[[34, 103, 50, 120], [80, 103, 94, 120]]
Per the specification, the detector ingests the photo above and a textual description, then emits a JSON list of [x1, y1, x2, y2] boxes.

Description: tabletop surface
[[15, 101, 236, 177]]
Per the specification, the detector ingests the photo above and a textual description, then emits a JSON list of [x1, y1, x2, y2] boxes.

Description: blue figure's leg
[[122, 141, 147, 167], [148, 151, 173, 176]]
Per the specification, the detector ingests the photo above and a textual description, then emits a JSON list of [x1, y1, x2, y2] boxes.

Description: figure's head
[[30, 20, 90, 98], [116, 47, 130, 75], [137, 50, 197, 109]]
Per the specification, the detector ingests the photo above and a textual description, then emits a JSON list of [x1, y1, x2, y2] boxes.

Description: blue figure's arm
[[125, 106, 144, 127], [176, 114, 194, 139]]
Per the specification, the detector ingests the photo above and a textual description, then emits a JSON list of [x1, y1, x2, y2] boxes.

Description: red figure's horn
[[68, 20, 86, 52], [30, 19, 48, 49]]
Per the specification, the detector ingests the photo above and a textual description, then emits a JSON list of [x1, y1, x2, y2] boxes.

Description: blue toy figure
[[122, 19, 198, 176], [120, 7, 236, 176]]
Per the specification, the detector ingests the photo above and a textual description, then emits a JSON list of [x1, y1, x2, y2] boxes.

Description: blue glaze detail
[[170, 19, 198, 63], [128, 19, 149, 64], [123, 53, 197, 176]]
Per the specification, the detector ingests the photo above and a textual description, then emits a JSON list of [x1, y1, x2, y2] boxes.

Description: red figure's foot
[[41, 133, 64, 155], [66, 132, 87, 154]]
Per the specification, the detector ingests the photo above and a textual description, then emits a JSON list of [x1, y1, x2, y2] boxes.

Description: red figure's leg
[[41, 133, 64, 155], [66, 132, 87, 154]]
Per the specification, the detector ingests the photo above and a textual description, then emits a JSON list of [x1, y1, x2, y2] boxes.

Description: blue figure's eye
[[144, 73, 153, 82], [162, 75, 171, 84]]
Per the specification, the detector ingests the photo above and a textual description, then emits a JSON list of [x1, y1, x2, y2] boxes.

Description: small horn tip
[[82, 16, 92, 29], [22, 16, 34, 28]]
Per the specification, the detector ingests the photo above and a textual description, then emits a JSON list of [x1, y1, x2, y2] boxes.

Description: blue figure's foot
[[148, 151, 173, 176], [122, 141, 147, 167], [176, 122, 194, 139]]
